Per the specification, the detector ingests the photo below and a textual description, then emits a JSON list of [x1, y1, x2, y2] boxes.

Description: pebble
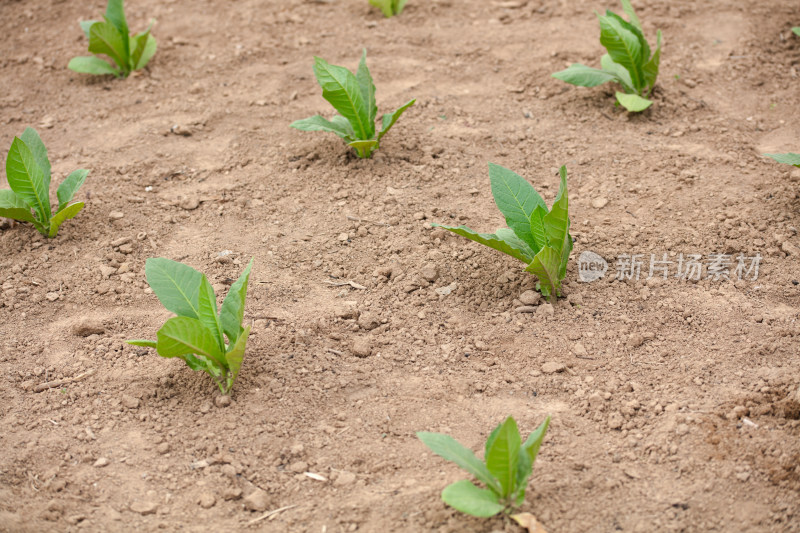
[[519, 290, 541, 306], [93, 457, 110, 468], [214, 395, 231, 408], [121, 394, 140, 409], [198, 493, 216, 509], [157, 442, 170, 455], [420, 265, 438, 282], [608, 412, 623, 430], [592, 197, 609, 209], [222, 487, 243, 501], [108, 211, 124, 220], [781, 241, 800, 256], [352, 337, 372, 357], [130, 502, 158, 515], [338, 233, 349, 242], [179, 197, 200, 210], [243, 489, 270, 512], [45, 292, 59, 302], [72, 318, 105, 337], [334, 471, 357, 487], [541, 362, 566, 374], [119, 244, 133, 254]]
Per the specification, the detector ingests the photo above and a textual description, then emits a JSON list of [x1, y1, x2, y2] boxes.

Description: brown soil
[[2, 0, 800, 531]]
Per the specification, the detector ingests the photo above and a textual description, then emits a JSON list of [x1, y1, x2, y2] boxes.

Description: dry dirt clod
[[420, 265, 438, 282], [214, 395, 231, 408], [198, 493, 216, 509], [121, 394, 139, 409], [108, 211, 124, 220], [608, 412, 624, 430], [357, 312, 380, 330], [157, 442, 170, 455], [541, 362, 566, 374], [93, 457, 110, 468], [519, 290, 541, 306], [71, 318, 105, 337], [334, 471, 357, 487], [223, 488, 243, 501], [592, 197, 609, 209], [352, 337, 372, 357], [130, 502, 158, 515], [243, 489, 270, 512]]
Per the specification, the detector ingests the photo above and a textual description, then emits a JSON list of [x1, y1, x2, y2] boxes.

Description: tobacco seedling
[[369, 0, 407, 17], [68, 0, 157, 78], [1, 128, 89, 238], [764, 153, 800, 168], [291, 50, 416, 158], [417, 416, 550, 518], [552, 0, 661, 112], [128, 258, 254, 395], [433, 163, 572, 301]]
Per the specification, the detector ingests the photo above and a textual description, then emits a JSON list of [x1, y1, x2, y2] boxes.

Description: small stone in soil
[[93, 457, 110, 468], [157, 442, 170, 455], [71, 318, 105, 337], [222, 487, 243, 501], [352, 338, 372, 357], [198, 493, 216, 509], [243, 489, 270, 512], [541, 362, 566, 374], [519, 290, 541, 306], [121, 394, 140, 409], [214, 396, 231, 408], [130, 501, 158, 515], [334, 471, 357, 487]]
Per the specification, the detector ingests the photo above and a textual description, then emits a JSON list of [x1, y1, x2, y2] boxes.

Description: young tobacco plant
[[765, 152, 800, 168], [369, 0, 407, 17], [552, 0, 661, 112], [433, 163, 572, 301], [1, 128, 89, 238], [417, 416, 550, 518], [68, 0, 157, 78], [128, 258, 254, 395], [291, 50, 416, 158]]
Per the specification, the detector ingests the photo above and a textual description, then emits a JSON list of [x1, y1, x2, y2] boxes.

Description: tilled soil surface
[[1, 0, 800, 531]]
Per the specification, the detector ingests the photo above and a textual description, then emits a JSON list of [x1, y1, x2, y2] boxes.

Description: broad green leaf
[[57, 169, 89, 211], [0, 189, 35, 224], [5, 137, 51, 222], [551, 63, 619, 88], [330, 115, 356, 139], [417, 432, 502, 494], [89, 21, 127, 71], [615, 92, 652, 112], [793, 28, 800, 37], [605, 10, 650, 62], [145, 257, 203, 319], [198, 276, 225, 353], [441, 480, 505, 518], [223, 324, 251, 393], [642, 30, 661, 90], [68, 56, 121, 76], [600, 54, 634, 93], [220, 258, 253, 345], [104, 0, 130, 61], [48, 202, 84, 238], [80, 20, 100, 39], [376, 99, 415, 142], [528, 205, 548, 253], [514, 416, 551, 503], [543, 166, 570, 256], [620, 0, 642, 31], [20, 128, 50, 192], [127, 339, 157, 348], [156, 316, 225, 367], [182, 352, 217, 374], [485, 417, 521, 498], [484, 421, 502, 462], [488, 163, 546, 249], [395, 0, 408, 14], [521, 416, 550, 467], [432, 223, 535, 264], [132, 31, 157, 70], [313, 57, 373, 140], [765, 153, 800, 167], [369, 0, 395, 17], [599, 13, 644, 93], [349, 139, 378, 158], [495, 228, 537, 261], [291, 115, 355, 140], [356, 49, 377, 128], [526, 246, 561, 300]]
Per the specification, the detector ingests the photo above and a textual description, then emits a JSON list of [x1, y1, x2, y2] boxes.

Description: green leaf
[[485, 417, 521, 498], [432, 223, 535, 264], [376, 99, 415, 142], [156, 316, 225, 367], [48, 202, 84, 238], [57, 169, 89, 211], [181, 352, 217, 374], [528, 205, 548, 253], [793, 27, 800, 37], [552, 63, 619, 87], [543, 166, 570, 257], [68, 56, 121, 76], [369, 0, 395, 17], [291, 115, 355, 140], [0, 189, 35, 224], [488, 163, 546, 249], [620, 0, 643, 31], [417, 432, 502, 495], [525, 246, 561, 301], [223, 324, 251, 393], [89, 21, 127, 71], [441, 480, 505, 518], [5, 136, 51, 222], [349, 139, 379, 158], [20, 128, 50, 193], [132, 31, 157, 70], [514, 416, 551, 503], [615, 92, 652, 112], [601, 54, 635, 93], [599, 12, 644, 93], [313, 56, 373, 140], [356, 49, 377, 128], [764, 152, 800, 168], [127, 339, 157, 348], [145, 257, 203, 319], [642, 30, 661, 91], [198, 276, 225, 353], [395, 0, 408, 14], [605, 11, 650, 73], [220, 258, 253, 345], [104, 0, 130, 60], [80, 20, 100, 39]]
